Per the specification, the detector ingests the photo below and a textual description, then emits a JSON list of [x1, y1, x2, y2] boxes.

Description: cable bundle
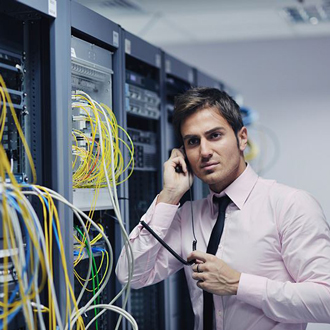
[[72, 90, 134, 189], [71, 90, 136, 329], [0, 76, 138, 329]]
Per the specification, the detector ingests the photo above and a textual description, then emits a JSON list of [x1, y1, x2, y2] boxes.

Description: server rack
[[0, 0, 70, 328], [162, 52, 196, 330], [122, 29, 165, 330], [70, 2, 123, 329]]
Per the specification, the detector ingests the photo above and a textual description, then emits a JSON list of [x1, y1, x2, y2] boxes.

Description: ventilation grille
[[283, 1, 330, 24]]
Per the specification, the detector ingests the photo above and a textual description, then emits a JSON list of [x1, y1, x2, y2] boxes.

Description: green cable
[[75, 226, 101, 330], [75, 226, 99, 330]]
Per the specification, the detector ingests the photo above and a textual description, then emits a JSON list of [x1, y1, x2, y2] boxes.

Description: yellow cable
[[0, 146, 47, 310], [0, 86, 6, 140], [36, 186, 85, 330], [74, 250, 109, 292], [0, 75, 37, 183]]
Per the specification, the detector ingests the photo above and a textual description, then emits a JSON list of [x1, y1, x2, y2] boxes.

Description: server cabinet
[[0, 0, 68, 328], [70, 2, 123, 329], [162, 52, 196, 330], [162, 53, 195, 160], [122, 30, 165, 330]]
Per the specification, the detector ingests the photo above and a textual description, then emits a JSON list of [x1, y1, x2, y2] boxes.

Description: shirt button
[[218, 310, 222, 316]]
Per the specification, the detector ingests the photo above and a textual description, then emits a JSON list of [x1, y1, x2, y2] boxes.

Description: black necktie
[[203, 195, 231, 330]]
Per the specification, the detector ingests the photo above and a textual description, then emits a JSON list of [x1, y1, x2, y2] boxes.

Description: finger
[[179, 145, 186, 156], [192, 272, 205, 281], [170, 156, 188, 174], [192, 263, 204, 273], [170, 147, 185, 159], [187, 250, 208, 263]]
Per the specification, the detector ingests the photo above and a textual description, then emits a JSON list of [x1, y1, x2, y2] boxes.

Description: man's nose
[[200, 139, 212, 159]]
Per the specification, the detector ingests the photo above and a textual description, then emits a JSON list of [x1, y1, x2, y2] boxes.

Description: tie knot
[[214, 195, 231, 213]]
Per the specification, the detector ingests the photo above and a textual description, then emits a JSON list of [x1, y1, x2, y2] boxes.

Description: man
[[116, 88, 330, 330]]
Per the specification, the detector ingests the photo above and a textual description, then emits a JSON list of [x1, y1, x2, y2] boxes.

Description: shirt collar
[[207, 164, 259, 210]]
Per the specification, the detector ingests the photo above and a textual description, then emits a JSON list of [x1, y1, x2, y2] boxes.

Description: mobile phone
[[175, 147, 192, 174]]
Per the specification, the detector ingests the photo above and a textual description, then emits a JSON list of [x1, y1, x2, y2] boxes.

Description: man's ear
[[237, 127, 248, 151]]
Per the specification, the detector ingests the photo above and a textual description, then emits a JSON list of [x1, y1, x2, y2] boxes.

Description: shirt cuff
[[237, 273, 267, 310]]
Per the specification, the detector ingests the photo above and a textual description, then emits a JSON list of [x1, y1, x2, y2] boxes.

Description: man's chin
[[199, 172, 221, 185]]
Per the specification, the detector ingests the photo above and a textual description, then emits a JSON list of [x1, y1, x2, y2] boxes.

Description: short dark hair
[[172, 87, 243, 142]]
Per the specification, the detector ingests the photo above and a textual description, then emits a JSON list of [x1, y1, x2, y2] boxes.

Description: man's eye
[[210, 132, 221, 139], [188, 138, 199, 145]]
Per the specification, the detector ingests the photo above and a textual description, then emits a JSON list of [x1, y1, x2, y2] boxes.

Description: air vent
[[283, 1, 330, 24], [100, 0, 141, 10]]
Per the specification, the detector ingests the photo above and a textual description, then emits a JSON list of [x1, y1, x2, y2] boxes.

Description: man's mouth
[[201, 162, 219, 171]]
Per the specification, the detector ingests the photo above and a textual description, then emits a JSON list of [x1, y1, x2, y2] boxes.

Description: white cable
[[16, 188, 64, 330], [23, 187, 114, 330], [23, 201, 46, 330], [71, 208, 93, 307], [6, 195, 36, 328], [75, 304, 138, 330], [18, 191, 47, 330], [1, 187, 48, 330], [30, 184, 93, 311], [32, 184, 95, 318], [76, 91, 135, 329], [85, 94, 135, 329], [4, 205, 33, 329], [33, 271, 46, 330], [75, 92, 134, 283]]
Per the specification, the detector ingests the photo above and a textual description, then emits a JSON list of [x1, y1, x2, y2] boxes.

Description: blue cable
[[2, 194, 32, 303], [0, 190, 46, 328], [0, 307, 21, 329], [23, 187, 61, 251]]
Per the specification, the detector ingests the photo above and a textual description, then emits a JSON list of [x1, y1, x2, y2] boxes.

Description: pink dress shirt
[[116, 165, 330, 330]]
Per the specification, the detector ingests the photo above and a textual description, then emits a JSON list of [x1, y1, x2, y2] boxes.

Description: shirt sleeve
[[237, 190, 330, 323], [115, 196, 184, 289]]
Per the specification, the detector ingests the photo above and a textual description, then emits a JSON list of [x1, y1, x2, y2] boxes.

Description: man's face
[[181, 107, 248, 193]]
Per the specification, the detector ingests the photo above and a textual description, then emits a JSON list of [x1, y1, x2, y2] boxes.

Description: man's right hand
[[157, 148, 193, 205]]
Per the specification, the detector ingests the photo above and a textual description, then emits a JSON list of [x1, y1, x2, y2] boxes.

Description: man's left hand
[[187, 250, 241, 296]]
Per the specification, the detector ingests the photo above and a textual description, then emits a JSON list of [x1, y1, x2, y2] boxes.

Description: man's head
[[173, 87, 244, 145], [173, 87, 248, 193]]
